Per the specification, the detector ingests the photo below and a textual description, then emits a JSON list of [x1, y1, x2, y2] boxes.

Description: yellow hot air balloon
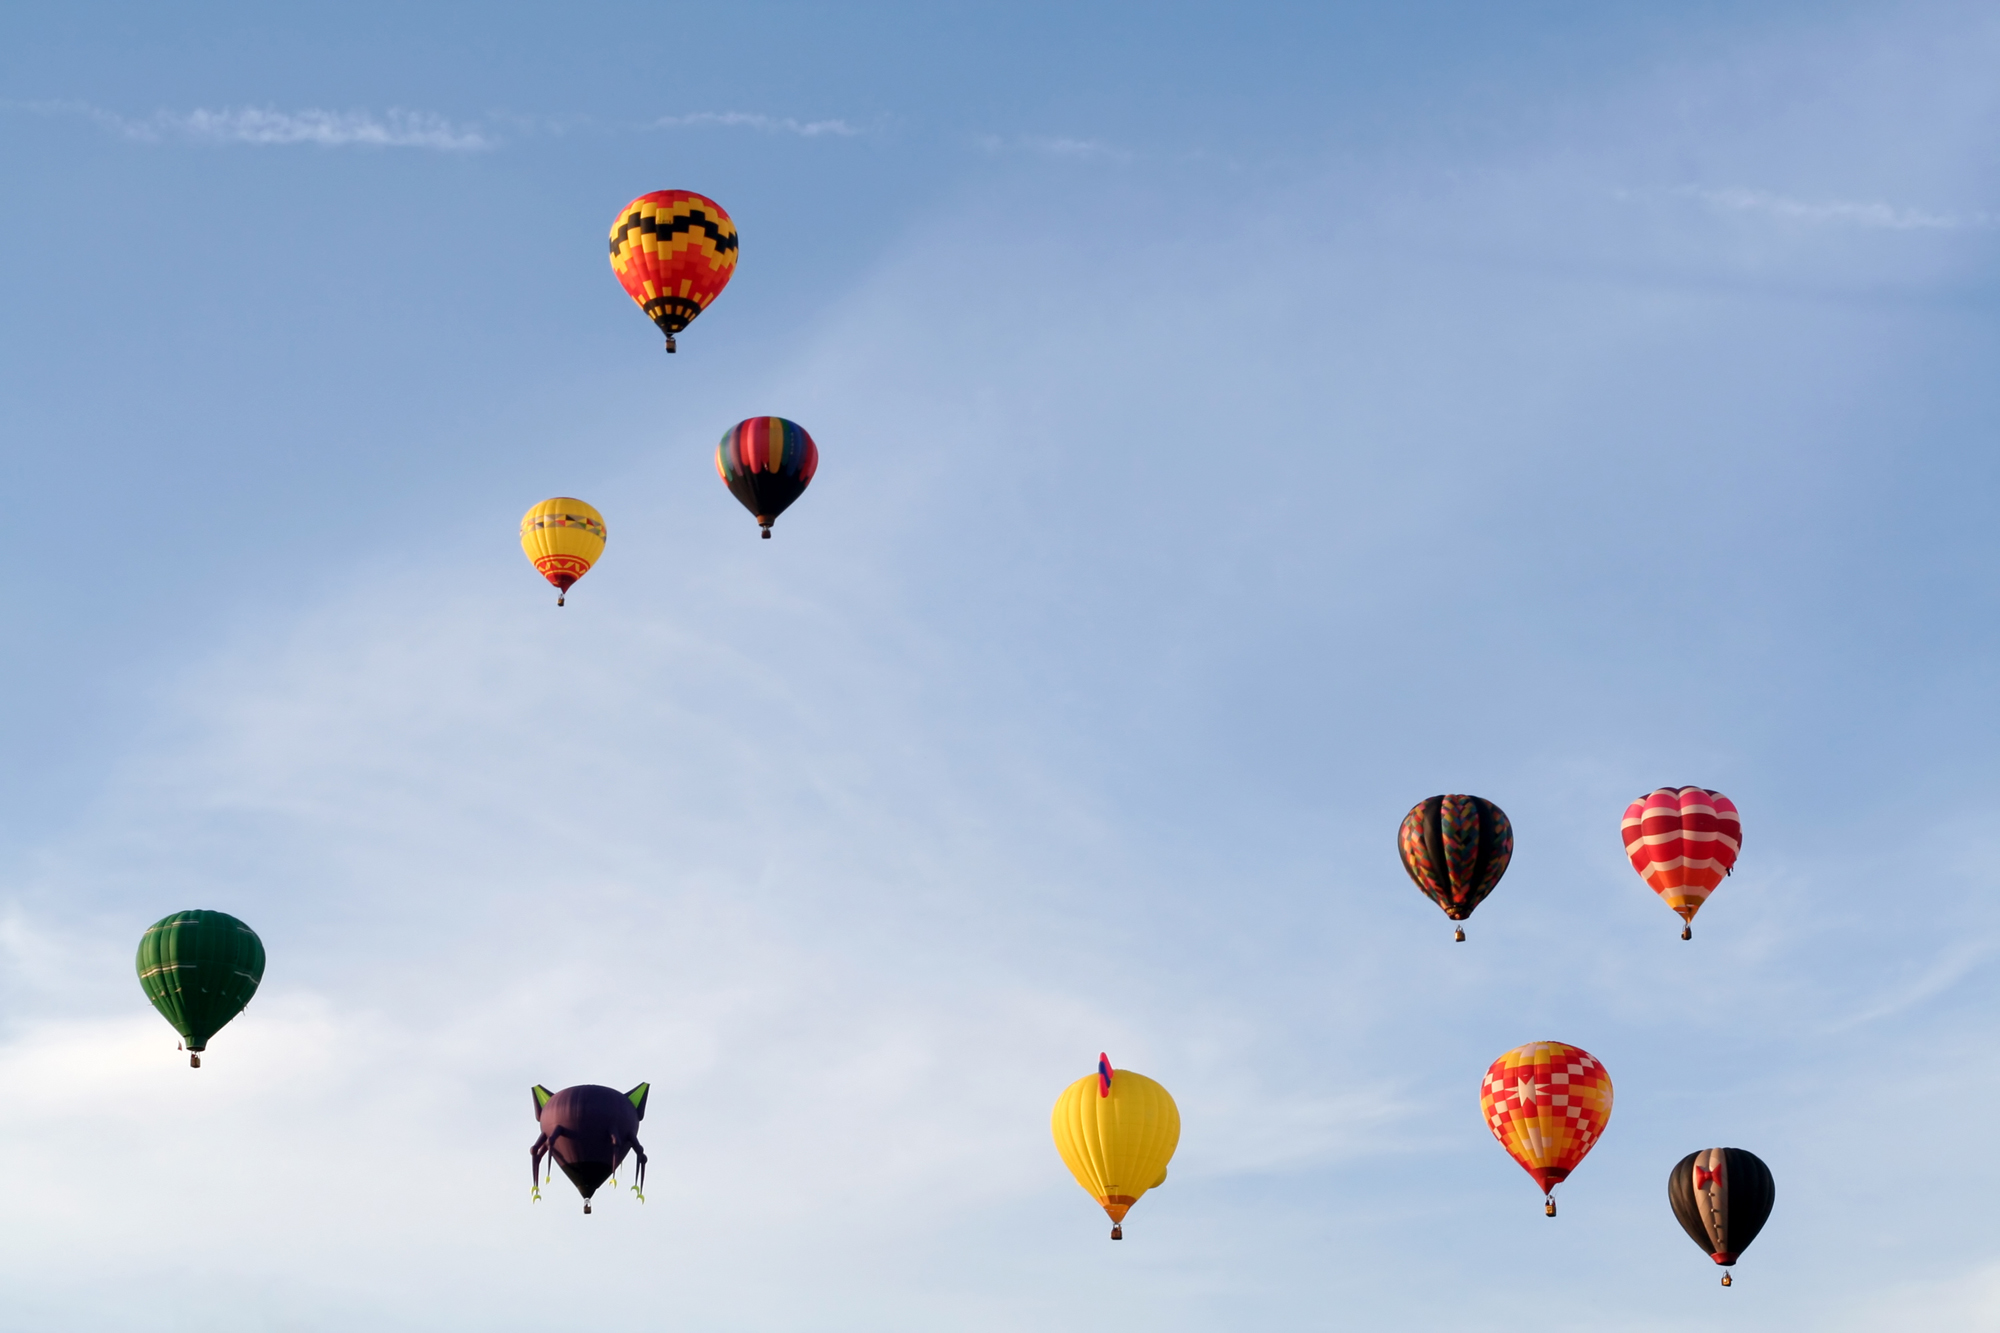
[[519, 498, 606, 607], [1050, 1054, 1180, 1239]]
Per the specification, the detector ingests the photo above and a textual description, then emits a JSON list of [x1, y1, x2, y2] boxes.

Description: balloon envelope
[[608, 190, 737, 350], [135, 910, 265, 1066], [715, 417, 819, 537], [1622, 787, 1741, 931], [1398, 794, 1513, 925], [1480, 1041, 1613, 1204], [1050, 1060, 1180, 1236], [531, 1083, 650, 1210], [520, 498, 606, 603], [1669, 1147, 1774, 1267]]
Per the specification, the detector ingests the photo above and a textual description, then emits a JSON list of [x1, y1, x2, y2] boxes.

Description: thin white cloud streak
[[11, 100, 491, 150], [1660, 184, 1992, 231], [651, 110, 859, 137], [977, 132, 1132, 162]]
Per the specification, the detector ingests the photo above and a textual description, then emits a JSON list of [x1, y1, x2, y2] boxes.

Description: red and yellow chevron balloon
[[1621, 787, 1741, 938], [608, 190, 738, 352], [1480, 1041, 1613, 1215], [519, 498, 606, 606]]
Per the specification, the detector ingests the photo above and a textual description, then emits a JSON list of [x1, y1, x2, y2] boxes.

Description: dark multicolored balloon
[[1398, 795, 1513, 940], [135, 910, 265, 1067], [531, 1083, 650, 1213], [716, 416, 819, 538], [1669, 1147, 1774, 1285]]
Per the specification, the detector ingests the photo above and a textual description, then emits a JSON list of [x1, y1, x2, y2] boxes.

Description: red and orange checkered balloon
[[1480, 1041, 1613, 1211], [1621, 787, 1741, 937], [608, 189, 738, 351]]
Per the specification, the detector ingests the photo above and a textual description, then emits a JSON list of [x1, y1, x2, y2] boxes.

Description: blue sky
[[3, 2, 2000, 1329]]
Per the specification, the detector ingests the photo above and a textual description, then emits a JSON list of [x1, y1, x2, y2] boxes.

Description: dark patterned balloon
[[1397, 795, 1513, 940], [1668, 1148, 1775, 1285], [715, 416, 818, 538], [531, 1083, 650, 1214]]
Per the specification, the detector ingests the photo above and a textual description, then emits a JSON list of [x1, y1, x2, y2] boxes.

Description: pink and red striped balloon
[[1620, 787, 1741, 939]]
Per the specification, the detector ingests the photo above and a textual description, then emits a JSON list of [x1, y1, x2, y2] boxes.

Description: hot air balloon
[[520, 498, 606, 606], [608, 190, 738, 353], [1621, 787, 1741, 939], [531, 1083, 650, 1214], [1669, 1148, 1774, 1286], [136, 910, 265, 1068], [716, 417, 818, 538], [1480, 1041, 1613, 1216], [1051, 1054, 1180, 1239], [1398, 794, 1513, 941]]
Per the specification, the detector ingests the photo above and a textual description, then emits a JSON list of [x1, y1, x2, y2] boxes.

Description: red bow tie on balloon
[[1693, 1165, 1720, 1190]]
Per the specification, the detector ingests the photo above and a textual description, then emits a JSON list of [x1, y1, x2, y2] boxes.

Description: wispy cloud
[[1659, 184, 1992, 230], [977, 133, 1132, 162], [651, 111, 859, 137], [11, 100, 491, 150]]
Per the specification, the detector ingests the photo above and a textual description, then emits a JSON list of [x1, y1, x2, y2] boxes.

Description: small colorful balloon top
[[1398, 794, 1513, 940], [1621, 787, 1741, 939], [609, 190, 738, 353], [1668, 1147, 1775, 1285], [716, 417, 819, 538], [1050, 1055, 1180, 1239], [1480, 1041, 1613, 1215], [519, 498, 606, 606], [531, 1083, 650, 1214]]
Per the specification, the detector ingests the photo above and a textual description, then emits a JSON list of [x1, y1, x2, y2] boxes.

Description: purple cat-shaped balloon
[[531, 1082, 649, 1213]]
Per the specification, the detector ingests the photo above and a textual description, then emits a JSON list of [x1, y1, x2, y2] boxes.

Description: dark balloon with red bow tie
[[1669, 1148, 1775, 1285]]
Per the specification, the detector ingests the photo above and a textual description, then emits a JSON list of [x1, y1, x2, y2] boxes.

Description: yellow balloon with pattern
[[520, 498, 606, 606], [1050, 1055, 1180, 1239]]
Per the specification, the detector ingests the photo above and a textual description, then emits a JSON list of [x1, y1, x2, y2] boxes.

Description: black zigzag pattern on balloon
[[610, 207, 739, 257]]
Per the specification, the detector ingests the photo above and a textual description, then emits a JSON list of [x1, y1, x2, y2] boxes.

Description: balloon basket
[[583, 1202, 592, 1215], [189, 1053, 201, 1068], [1681, 925, 1692, 941], [1721, 1274, 1732, 1287], [1454, 927, 1465, 942], [1110, 1224, 1122, 1240], [1544, 1198, 1556, 1217], [663, 335, 677, 353]]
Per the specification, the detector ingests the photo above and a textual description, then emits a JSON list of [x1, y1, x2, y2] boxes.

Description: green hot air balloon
[[135, 910, 265, 1067]]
